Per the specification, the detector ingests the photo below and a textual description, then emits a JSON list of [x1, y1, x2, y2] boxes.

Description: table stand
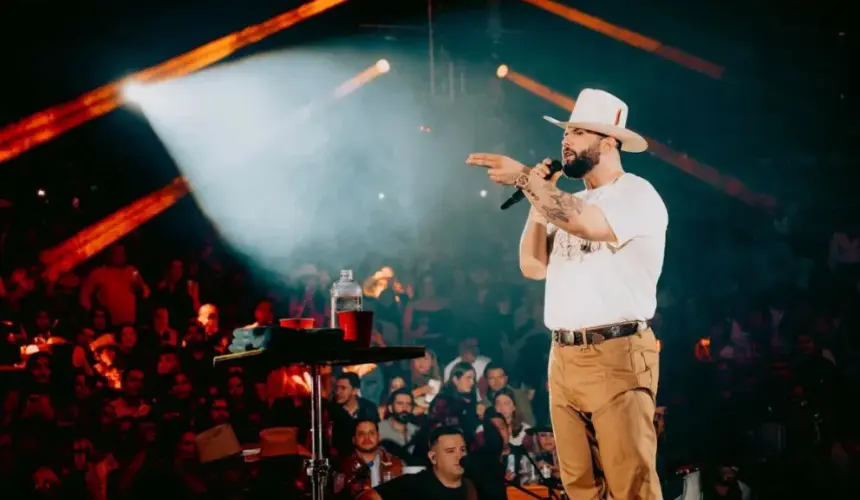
[[305, 363, 328, 500]]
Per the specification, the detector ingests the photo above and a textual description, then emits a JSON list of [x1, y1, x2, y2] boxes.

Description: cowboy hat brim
[[543, 116, 648, 153]]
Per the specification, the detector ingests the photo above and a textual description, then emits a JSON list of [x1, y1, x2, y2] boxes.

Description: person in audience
[[492, 388, 531, 446], [444, 336, 491, 383], [334, 373, 380, 422], [363, 426, 477, 500], [377, 388, 419, 453], [338, 418, 404, 497], [80, 244, 150, 325], [410, 349, 442, 412]]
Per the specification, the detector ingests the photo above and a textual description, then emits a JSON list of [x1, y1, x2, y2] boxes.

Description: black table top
[[212, 345, 425, 367]]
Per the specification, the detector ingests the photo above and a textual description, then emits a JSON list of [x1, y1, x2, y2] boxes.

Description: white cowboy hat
[[258, 426, 311, 458], [543, 89, 648, 153], [196, 424, 242, 464]]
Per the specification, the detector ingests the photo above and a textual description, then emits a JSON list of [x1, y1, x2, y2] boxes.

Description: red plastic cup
[[279, 318, 316, 330], [337, 311, 374, 347]]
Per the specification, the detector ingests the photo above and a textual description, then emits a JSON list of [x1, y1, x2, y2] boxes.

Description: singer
[[466, 89, 667, 500]]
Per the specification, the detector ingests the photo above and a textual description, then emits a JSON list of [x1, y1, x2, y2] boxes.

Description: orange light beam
[[293, 59, 391, 122], [40, 177, 189, 266], [498, 66, 776, 210], [43, 179, 191, 279], [521, 0, 724, 80], [0, 0, 349, 164]]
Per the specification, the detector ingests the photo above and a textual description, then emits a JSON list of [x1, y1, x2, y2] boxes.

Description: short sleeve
[[591, 176, 668, 246]]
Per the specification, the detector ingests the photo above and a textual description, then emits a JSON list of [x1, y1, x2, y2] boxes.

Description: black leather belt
[[552, 320, 650, 346]]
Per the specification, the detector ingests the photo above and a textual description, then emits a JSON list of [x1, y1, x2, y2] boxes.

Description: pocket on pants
[[631, 330, 660, 398]]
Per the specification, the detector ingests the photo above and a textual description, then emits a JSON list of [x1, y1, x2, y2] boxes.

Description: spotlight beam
[[0, 0, 350, 165], [497, 65, 775, 210]]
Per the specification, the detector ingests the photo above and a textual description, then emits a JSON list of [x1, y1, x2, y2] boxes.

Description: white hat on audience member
[[196, 424, 242, 464], [259, 426, 311, 458], [543, 89, 648, 153]]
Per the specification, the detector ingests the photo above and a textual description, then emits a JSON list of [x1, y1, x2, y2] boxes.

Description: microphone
[[500, 160, 562, 210]]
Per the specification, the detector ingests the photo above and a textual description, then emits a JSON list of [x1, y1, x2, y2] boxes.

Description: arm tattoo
[[524, 177, 584, 226]]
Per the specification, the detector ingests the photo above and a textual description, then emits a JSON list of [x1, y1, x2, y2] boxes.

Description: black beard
[[394, 412, 411, 424], [563, 144, 601, 179]]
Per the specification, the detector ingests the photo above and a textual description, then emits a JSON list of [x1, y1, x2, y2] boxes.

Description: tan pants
[[548, 328, 662, 500]]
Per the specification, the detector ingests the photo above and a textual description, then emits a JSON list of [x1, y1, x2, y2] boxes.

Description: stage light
[[375, 59, 390, 74], [479, 190, 487, 198], [122, 82, 148, 104], [378, 192, 385, 200], [496, 64, 509, 78], [37, 189, 46, 197]]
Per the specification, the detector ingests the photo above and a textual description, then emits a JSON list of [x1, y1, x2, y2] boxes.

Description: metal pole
[[428, 0, 435, 96], [306, 363, 328, 500]]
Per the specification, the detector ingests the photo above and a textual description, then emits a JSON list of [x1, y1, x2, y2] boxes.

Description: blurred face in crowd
[[716, 466, 738, 485], [32, 466, 61, 496], [29, 355, 52, 385], [198, 304, 219, 334], [124, 369, 145, 398], [76, 328, 95, 346], [494, 394, 516, 423], [74, 374, 91, 401], [353, 421, 380, 455], [171, 373, 192, 400], [468, 268, 490, 286], [176, 431, 197, 461], [335, 378, 357, 405], [413, 352, 433, 375], [486, 367, 507, 392], [99, 403, 116, 427], [429, 434, 467, 481], [536, 431, 555, 452], [254, 300, 274, 326], [453, 369, 476, 394], [138, 420, 157, 444], [157, 352, 180, 375], [35, 310, 52, 332], [119, 326, 137, 350], [459, 338, 479, 363], [108, 245, 126, 267], [797, 333, 817, 356], [169, 260, 184, 281], [92, 309, 108, 331], [388, 376, 405, 393], [389, 393, 413, 423], [210, 398, 230, 425], [420, 276, 436, 298], [226, 375, 245, 399], [153, 308, 169, 328]]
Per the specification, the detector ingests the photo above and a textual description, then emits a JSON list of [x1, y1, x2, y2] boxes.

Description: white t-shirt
[[544, 173, 668, 331]]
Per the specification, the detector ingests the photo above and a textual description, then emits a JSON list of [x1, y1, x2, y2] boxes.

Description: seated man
[[359, 426, 478, 500], [377, 388, 419, 455], [338, 419, 404, 497]]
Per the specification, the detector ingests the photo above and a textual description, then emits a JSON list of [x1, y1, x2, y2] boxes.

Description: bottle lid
[[340, 269, 353, 280]]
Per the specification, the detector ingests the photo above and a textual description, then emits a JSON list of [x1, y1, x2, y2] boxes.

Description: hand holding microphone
[[533, 158, 564, 185], [465, 154, 564, 209], [499, 159, 563, 210]]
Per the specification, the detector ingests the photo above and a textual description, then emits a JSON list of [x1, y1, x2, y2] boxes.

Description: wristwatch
[[514, 170, 530, 189]]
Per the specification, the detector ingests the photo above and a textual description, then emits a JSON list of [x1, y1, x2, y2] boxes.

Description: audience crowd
[[1, 72, 859, 498]]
